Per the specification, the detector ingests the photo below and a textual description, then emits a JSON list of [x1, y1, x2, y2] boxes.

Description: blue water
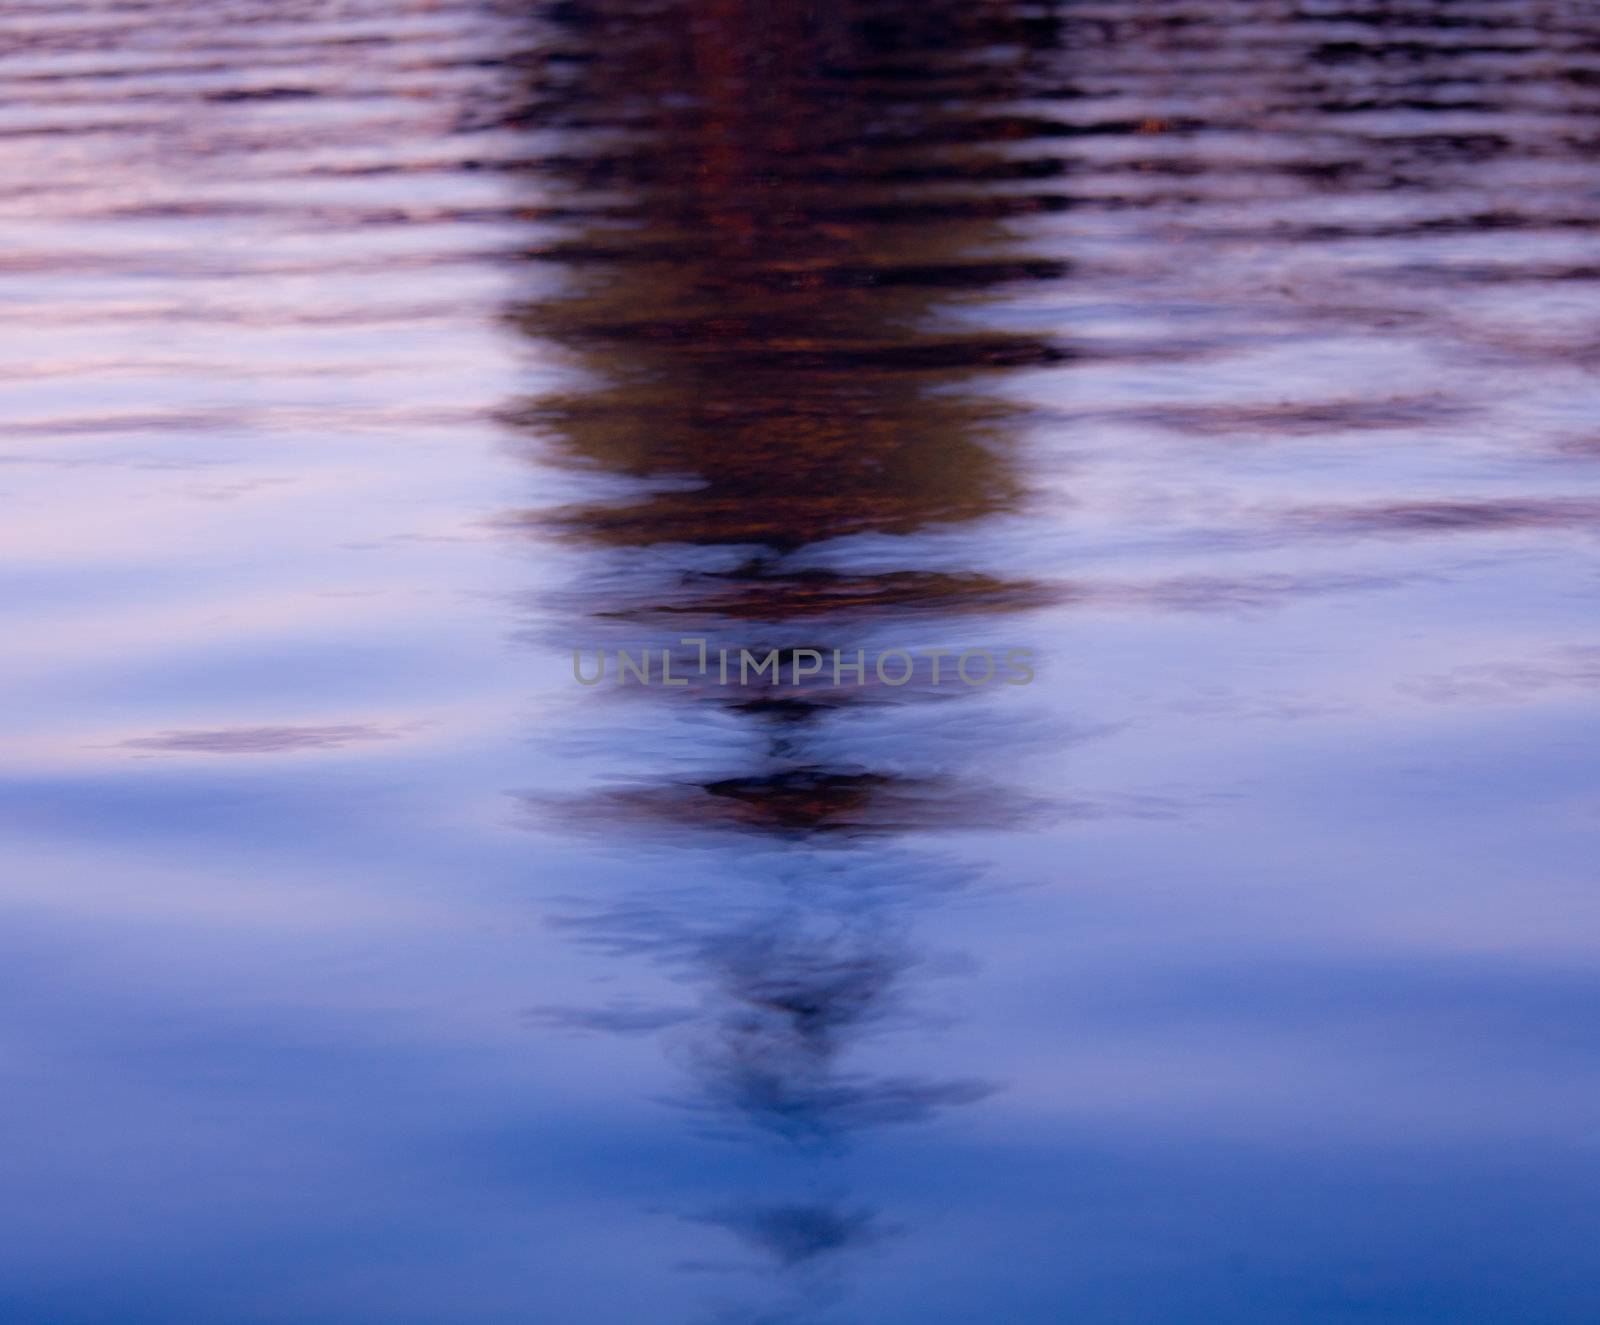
[[2, 1, 1599, 1321]]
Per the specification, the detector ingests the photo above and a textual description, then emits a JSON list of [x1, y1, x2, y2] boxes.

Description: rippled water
[[4, 2, 1600, 1321]]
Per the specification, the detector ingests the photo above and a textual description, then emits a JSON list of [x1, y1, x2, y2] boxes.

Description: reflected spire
[[499, 0, 1066, 1311]]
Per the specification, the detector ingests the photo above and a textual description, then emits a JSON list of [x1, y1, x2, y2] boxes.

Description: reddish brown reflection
[[499, 1, 1072, 1308]]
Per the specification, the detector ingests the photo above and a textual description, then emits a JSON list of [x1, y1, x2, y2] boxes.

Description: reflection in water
[[501, 0, 1065, 1309], [8, 0, 1600, 1319]]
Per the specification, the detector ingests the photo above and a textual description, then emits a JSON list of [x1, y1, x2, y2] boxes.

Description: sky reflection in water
[[2, 1, 1599, 1322]]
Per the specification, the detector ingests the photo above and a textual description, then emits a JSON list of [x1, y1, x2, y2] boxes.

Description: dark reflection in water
[[500, 0, 1068, 1309], [9, 0, 1600, 1320]]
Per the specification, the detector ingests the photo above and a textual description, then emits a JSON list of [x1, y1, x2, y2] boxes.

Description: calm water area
[[2, 2, 1599, 1321]]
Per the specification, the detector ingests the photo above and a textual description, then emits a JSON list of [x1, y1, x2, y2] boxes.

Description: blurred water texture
[[2, 1, 1599, 1322]]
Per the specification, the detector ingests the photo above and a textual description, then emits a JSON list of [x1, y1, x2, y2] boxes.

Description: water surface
[[3, 2, 1600, 1322]]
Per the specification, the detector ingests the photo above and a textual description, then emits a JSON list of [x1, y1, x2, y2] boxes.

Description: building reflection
[[499, 0, 1066, 1314]]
